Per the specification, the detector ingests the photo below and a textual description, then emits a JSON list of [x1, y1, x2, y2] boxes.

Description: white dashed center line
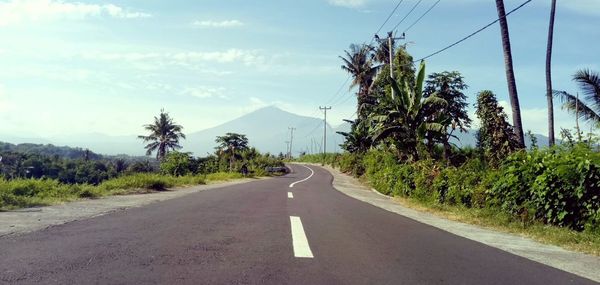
[[288, 192, 294, 199], [289, 216, 313, 258]]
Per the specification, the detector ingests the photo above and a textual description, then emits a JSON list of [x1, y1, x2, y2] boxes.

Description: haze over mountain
[[0, 106, 549, 156], [184, 106, 346, 156]]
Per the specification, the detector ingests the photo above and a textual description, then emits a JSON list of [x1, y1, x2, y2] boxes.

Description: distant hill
[[0, 141, 102, 160], [0, 106, 550, 156], [452, 130, 550, 149], [183, 106, 346, 156]]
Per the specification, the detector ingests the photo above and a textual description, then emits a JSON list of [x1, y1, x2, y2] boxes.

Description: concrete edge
[[310, 163, 600, 284], [0, 177, 266, 237]]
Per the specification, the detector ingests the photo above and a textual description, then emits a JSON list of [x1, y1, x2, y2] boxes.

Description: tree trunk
[[495, 0, 525, 148], [546, 0, 557, 146]]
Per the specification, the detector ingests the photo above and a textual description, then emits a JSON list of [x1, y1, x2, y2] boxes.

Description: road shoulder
[[0, 178, 261, 237], [316, 164, 600, 283]]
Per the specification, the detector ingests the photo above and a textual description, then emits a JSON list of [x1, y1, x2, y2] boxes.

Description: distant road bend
[[0, 164, 596, 284]]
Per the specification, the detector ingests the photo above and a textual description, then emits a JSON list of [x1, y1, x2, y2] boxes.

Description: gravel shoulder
[[0, 178, 262, 237]]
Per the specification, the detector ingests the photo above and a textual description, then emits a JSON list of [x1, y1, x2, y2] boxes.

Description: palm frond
[[553, 90, 600, 123], [573, 69, 600, 112]]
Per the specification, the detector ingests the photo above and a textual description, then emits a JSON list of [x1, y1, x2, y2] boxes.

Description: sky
[[0, 0, 599, 139]]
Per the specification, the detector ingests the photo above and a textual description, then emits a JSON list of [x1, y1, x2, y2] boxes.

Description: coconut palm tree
[[554, 69, 600, 127], [138, 109, 186, 160], [370, 61, 447, 161], [546, 0, 557, 146], [495, 0, 525, 148], [340, 44, 378, 119]]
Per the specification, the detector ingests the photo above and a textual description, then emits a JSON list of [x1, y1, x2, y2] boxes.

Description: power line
[[415, 0, 532, 62], [375, 0, 405, 36], [403, 0, 441, 33], [325, 76, 351, 106], [391, 0, 424, 32]]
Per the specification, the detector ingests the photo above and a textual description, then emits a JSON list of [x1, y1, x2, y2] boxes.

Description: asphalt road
[[0, 164, 596, 284]]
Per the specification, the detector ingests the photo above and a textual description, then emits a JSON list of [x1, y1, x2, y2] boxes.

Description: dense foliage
[[0, 128, 284, 210], [301, 145, 600, 233]]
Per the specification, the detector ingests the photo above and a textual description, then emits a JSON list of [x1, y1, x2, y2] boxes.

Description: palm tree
[[546, 0, 557, 146], [554, 69, 600, 127], [138, 109, 186, 160], [370, 61, 447, 161], [495, 0, 525, 148], [340, 44, 378, 119], [215, 133, 249, 172]]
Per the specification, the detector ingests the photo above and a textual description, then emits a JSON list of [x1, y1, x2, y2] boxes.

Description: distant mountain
[[183, 106, 345, 156], [452, 130, 550, 149], [0, 106, 550, 157]]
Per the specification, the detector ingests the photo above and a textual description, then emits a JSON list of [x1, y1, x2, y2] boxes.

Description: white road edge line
[[288, 192, 294, 199], [290, 216, 314, 258], [289, 165, 314, 188]]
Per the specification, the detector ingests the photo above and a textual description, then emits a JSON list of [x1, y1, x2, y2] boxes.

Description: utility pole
[[375, 32, 405, 99], [285, 141, 290, 160], [288, 127, 296, 159], [319, 106, 332, 162]]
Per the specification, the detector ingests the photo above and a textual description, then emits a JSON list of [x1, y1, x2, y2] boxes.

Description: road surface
[[0, 164, 596, 284]]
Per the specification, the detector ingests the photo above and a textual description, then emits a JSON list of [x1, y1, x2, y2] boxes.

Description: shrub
[[99, 173, 177, 192], [160, 152, 195, 176]]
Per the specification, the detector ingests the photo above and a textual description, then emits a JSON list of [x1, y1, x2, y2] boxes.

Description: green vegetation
[[0, 118, 284, 210], [138, 109, 187, 160], [306, 36, 600, 255], [298, 147, 600, 255], [0, 172, 245, 210]]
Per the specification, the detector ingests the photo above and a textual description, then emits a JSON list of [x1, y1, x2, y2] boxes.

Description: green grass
[[390, 196, 600, 256], [0, 172, 252, 211]]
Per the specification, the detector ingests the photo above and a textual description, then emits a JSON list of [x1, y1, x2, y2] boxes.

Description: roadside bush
[[99, 173, 178, 192], [160, 152, 196, 176], [485, 144, 600, 230]]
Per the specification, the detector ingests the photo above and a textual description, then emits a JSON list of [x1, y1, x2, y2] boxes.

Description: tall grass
[[0, 172, 248, 210]]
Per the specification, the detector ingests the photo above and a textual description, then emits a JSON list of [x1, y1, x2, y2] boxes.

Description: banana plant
[[370, 61, 447, 161]]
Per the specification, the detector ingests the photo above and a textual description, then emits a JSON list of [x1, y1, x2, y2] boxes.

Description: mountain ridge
[[0, 106, 550, 156]]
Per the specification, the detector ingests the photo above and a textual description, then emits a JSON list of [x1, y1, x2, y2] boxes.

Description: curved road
[[0, 164, 596, 284]]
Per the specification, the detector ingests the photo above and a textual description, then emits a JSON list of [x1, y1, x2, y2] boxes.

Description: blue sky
[[0, 0, 598, 138]]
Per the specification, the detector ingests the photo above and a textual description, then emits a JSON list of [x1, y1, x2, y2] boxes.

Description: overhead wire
[[414, 0, 533, 62], [391, 0, 424, 32], [298, 0, 408, 138], [402, 0, 441, 34]]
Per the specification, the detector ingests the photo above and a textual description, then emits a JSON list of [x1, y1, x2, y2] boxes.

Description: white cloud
[[192, 19, 244, 28], [328, 0, 368, 8], [80, 49, 265, 67], [0, 0, 151, 26], [183, 86, 228, 99]]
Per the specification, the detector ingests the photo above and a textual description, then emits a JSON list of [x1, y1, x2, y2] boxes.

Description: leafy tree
[[215, 133, 249, 153], [423, 71, 471, 161], [138, 109, 186, 160], [475, 90, 520, 166], [215, 133, 249, 172], [370, 61, 447, 161], [160, 151, 195, 176], [554, 69, 600, 127], [495, 0, 525, 148], [340, 44, 378, 119], [127, 161, 156, 173]]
